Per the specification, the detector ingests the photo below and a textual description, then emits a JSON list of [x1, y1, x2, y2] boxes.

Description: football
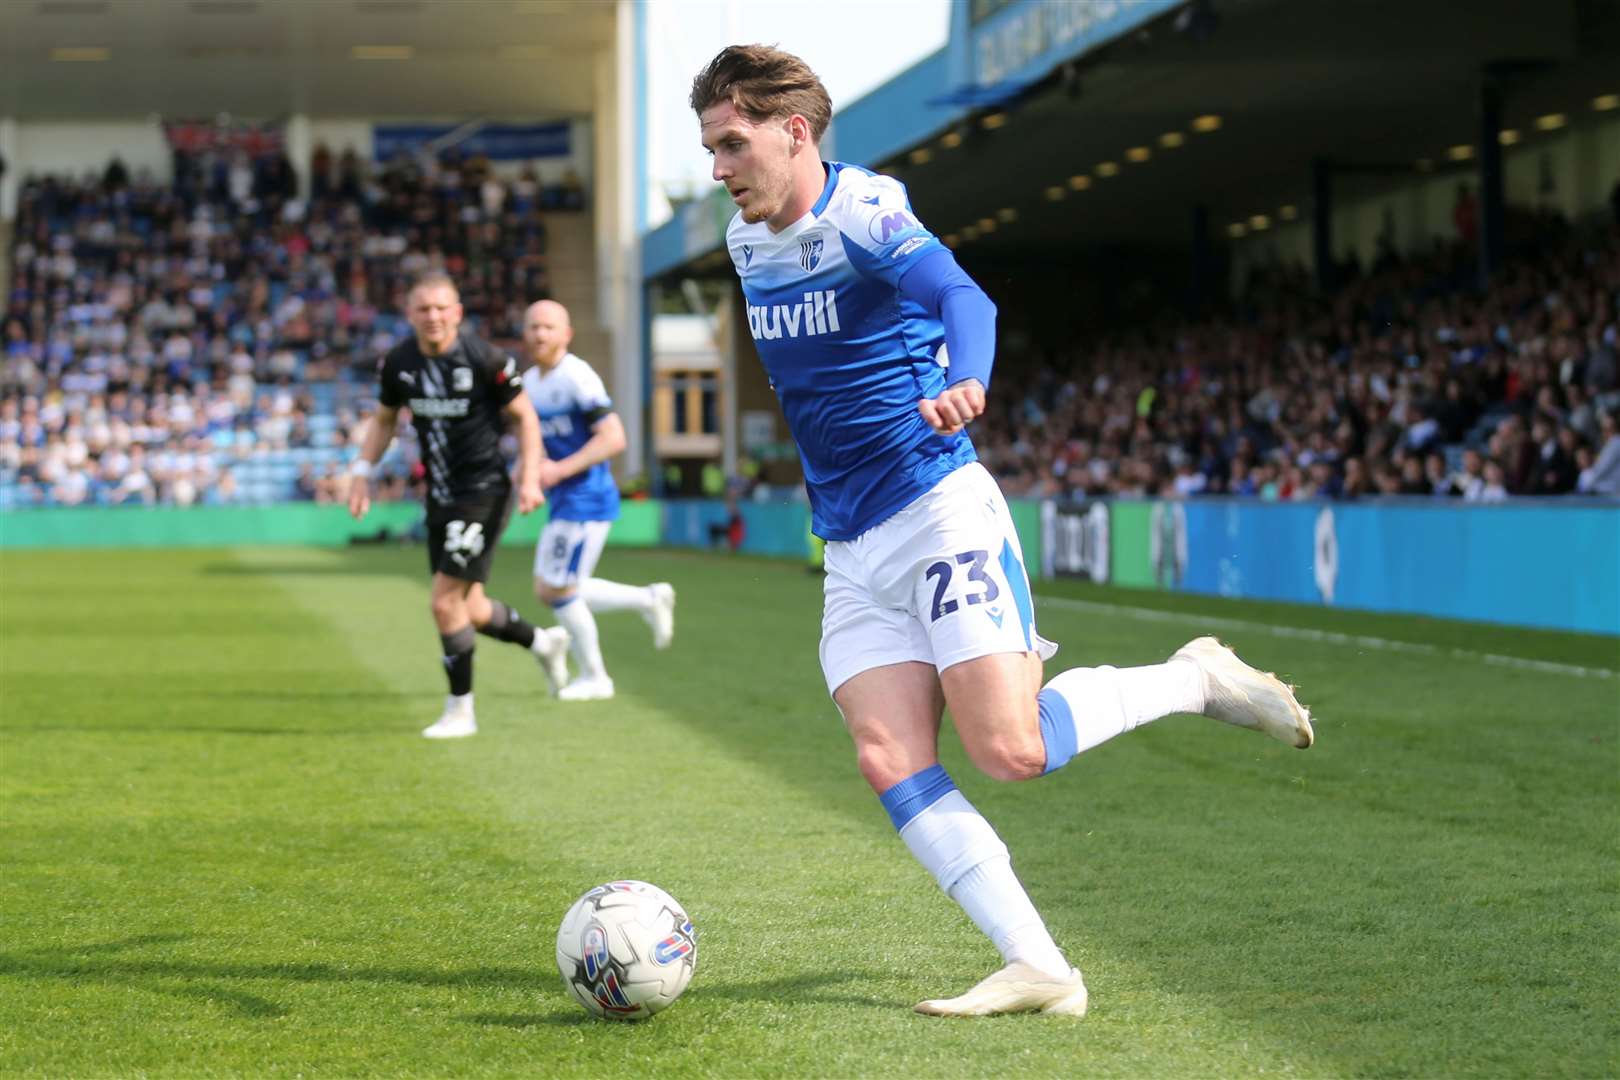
[[555, 880, 697, 1020]]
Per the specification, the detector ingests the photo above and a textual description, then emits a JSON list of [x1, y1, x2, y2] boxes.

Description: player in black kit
[[348, 273, 571, 738]]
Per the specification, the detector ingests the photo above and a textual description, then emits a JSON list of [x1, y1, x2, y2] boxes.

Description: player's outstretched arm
[[348, 404, 400, 520], [503, 393, 545, 513]]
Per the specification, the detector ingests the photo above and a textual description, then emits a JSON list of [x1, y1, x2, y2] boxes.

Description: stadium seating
[[1, 149, 584, 508]]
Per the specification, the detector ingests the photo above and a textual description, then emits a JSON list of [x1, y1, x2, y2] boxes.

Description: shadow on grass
[[465, 969, 890, 1028], [3, 939, 892, 1023], [0, 938, 552, 1000]]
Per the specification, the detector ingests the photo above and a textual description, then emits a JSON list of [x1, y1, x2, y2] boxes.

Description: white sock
[[896, 788, 1069, 978], [581, 577, 652, 615], [446, 692, 473, 715], [552, 598, 607, 680], [1043, 659, 1204, 760]]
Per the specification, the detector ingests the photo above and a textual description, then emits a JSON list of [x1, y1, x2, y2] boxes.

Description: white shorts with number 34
[[818, 462, 1057, 696]]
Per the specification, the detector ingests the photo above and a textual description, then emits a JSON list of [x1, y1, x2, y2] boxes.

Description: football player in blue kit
[[521, 299, 675, 702], [691, 45, 1316, 1017]]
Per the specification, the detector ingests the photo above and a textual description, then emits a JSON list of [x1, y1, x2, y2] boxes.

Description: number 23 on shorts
[[924, 549, 1000, 621]]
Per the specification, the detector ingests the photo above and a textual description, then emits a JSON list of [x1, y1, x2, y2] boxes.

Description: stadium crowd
[[3, 146, 1618, 508], [1, 143, 580, 507], [980, 218, 1620, 501]]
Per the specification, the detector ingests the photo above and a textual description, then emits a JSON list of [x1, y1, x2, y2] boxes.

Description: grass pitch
[[1, 542, 1616, 1077]]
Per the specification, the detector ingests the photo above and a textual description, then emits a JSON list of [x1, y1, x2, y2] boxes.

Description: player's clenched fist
[[918, 378, 985, 435]]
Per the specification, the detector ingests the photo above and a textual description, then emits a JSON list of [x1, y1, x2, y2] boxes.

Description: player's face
[[523, 306, 572, 367], [700, 100, 794, 227], [407, 284, 463, 355]]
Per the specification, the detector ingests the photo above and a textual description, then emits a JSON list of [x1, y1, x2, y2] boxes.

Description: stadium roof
[[0, 0, 614, 119], [645, 0, 1620, 278]]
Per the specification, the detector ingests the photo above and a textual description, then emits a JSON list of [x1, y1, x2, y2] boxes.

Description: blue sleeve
[[898, 249, 997, 392]]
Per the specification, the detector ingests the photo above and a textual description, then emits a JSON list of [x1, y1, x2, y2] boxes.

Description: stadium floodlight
[[1498, 129, 1521, 146], [961, 225, 980, 240], [1534, 113, 1567, 130], [908, 148, 933, 166], [943, 234, 960, 247], [1192, 114, 1222, 133], [1249, 214, 1270, 231], [1095, 161, 1120, 177], [1045, 186, 1066, 202], [1446, 144, 1474, 161], [1226, 222, 1246, 238], [1158, 132, 1185, 148], [940, 129, 965, 149], [1279, 204, 1298, 221], [980, 112, 1008, 131], [977, 217, 997, 232], [1067, 175, 1092, 191], [997, 208, 1017, 223], [1593, 94, 1619, 111], [1126, 146, 1151, 163]]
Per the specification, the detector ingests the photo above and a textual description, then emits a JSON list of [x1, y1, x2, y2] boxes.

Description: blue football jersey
[[726, 161, 977, 541], [521, 353, 620, 522]]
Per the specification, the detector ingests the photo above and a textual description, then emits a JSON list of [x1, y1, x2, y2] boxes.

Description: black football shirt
[[377, 333, 523, 505]]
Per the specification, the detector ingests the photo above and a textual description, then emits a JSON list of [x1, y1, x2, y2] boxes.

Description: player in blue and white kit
[[522, 299, 675, 702], [692, 46, 1316, 1017]]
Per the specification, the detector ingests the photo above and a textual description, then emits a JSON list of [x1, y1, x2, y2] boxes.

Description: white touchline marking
[[1034, 595, 1619, 681]]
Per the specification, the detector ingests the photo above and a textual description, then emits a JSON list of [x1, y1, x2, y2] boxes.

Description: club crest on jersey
[[798, 236, 823, 272], [869, 210, 917, 244], [452, 367, 473, 392]]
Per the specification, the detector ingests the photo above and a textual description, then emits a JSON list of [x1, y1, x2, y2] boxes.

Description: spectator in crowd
[[2, 146, 584, 507], [976, 215, 1620, 506]]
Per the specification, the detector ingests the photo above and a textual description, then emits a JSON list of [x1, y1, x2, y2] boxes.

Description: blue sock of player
[[881, 765, 1070, 978], [439, 624, 476, 699], [552, 596, 607, 680], [1037, 660, 1205, 773]]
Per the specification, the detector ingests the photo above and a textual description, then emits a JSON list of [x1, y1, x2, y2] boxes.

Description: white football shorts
[[533, 518, 613, 588], [819, 462, 1057, 696]]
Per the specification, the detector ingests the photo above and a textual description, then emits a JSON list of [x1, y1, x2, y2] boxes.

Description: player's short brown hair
[[408, 271, 459, 301], [689, 44, 832, 143]]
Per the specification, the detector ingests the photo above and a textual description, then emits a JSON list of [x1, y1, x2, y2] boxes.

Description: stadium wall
[[0, 502, 662, 550], [1043, 498, 1620, 636]]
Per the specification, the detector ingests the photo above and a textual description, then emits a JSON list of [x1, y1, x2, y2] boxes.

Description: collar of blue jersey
[[739, 162, 842, 247], [809, 161, 838, 217]]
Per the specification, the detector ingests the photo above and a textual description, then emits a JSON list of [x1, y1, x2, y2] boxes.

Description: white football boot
[[531, 625, 571, 697], [644, 583, 676, 650], [1172, 636, 1314, 748], [914, 962, 1089, 1018], [422, 696, 477, 739], [558, 676, 615, 702]]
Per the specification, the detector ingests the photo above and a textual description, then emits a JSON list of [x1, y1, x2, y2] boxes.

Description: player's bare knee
[[535, 582, 573, 606], [967, 732, 1046, 782], [854, 736, 909, 794], [429, 591, 460, 623]]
